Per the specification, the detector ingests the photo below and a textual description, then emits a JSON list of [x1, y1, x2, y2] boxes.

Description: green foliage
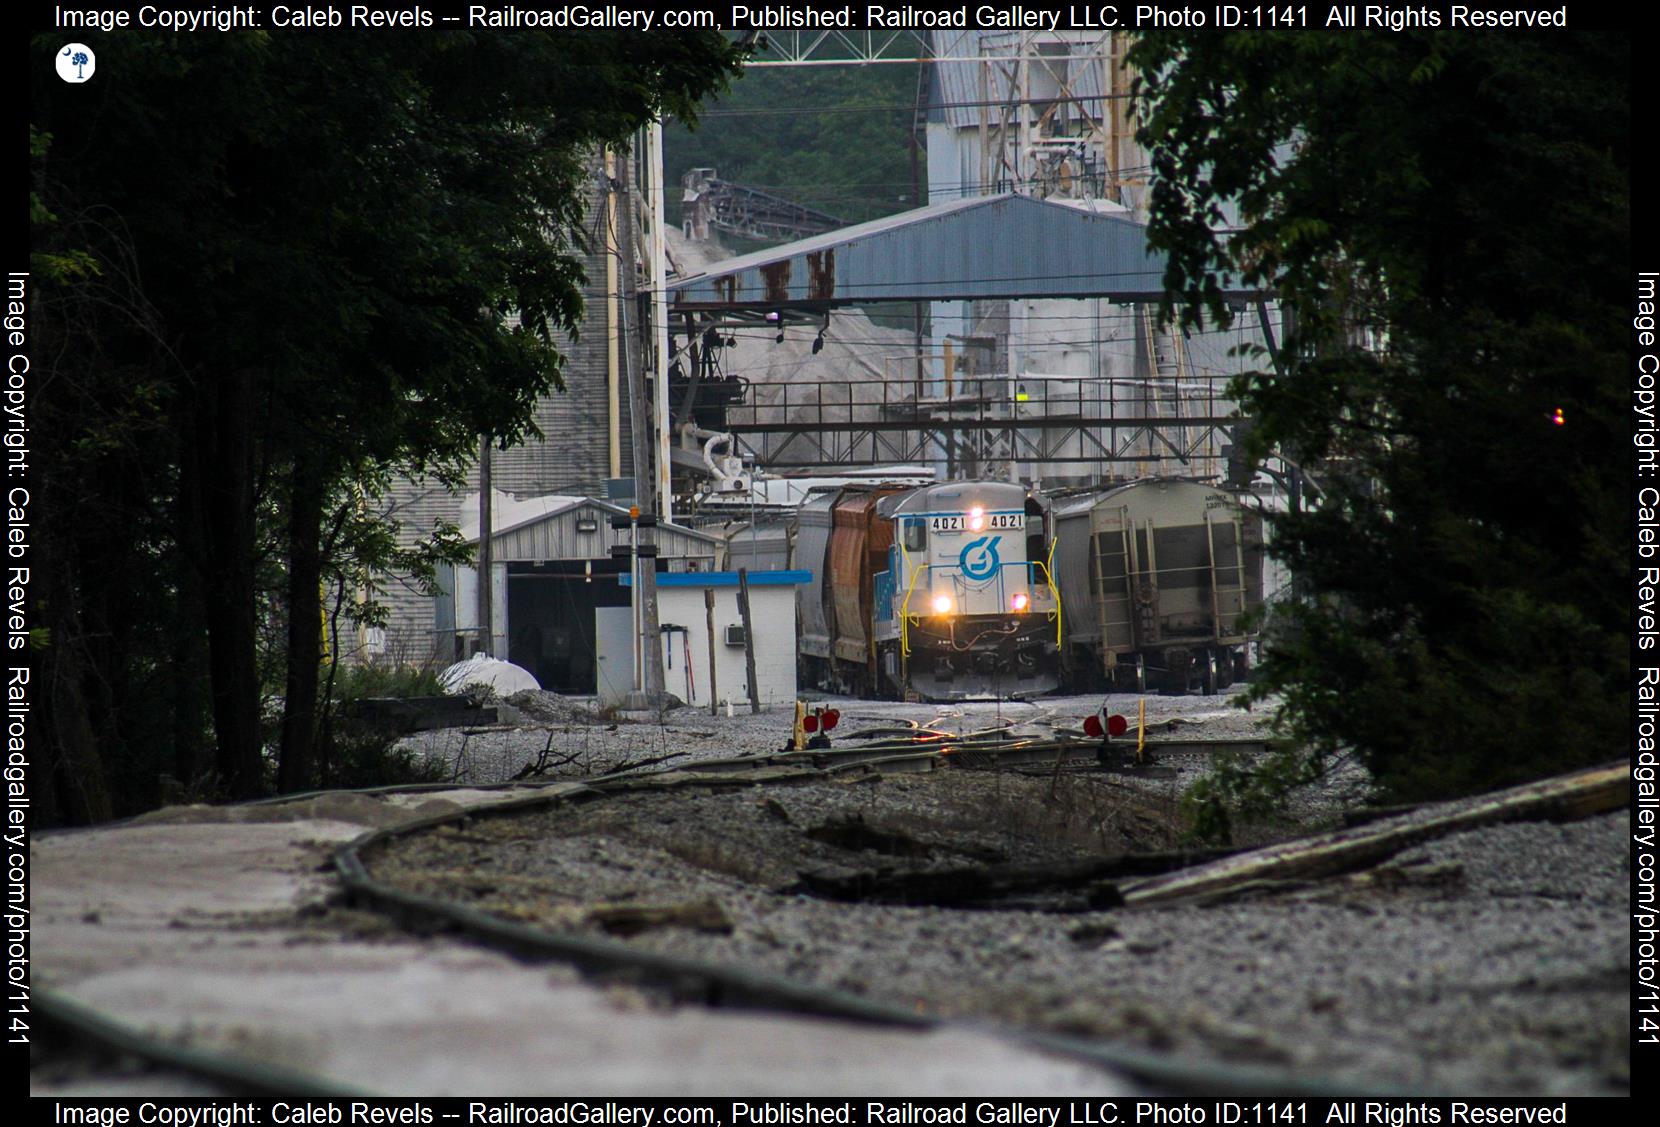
[[1181, 743, 1328, 847], [29, 31, 745, 819], [316, 664, 451, 790], [329, 663, 447, 704], [666, 62, 923, 231], [1131, 31, 1629, 803], [323, 466, 474, 634]]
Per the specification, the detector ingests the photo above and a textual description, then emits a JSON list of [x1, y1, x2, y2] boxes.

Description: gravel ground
[[368, 726, 1629, 1097]]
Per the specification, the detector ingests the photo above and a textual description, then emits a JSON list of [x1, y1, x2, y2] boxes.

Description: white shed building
[[430, 492, 721, 693], [601, 571, 809, 711]]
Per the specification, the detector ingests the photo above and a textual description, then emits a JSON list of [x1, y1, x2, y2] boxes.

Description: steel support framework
[[702, 377, 1233, 478]]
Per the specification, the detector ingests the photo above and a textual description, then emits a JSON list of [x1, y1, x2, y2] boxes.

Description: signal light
[[1552, 407, 1565, 426], [799, 705, 838, 744], [1011, 592, 1030, 612], [932, 594, 953, 614], [1083, 709, 1129, 740]]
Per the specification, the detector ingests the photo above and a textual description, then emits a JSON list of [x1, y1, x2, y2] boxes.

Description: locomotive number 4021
[[930, 513, 1022, 532]]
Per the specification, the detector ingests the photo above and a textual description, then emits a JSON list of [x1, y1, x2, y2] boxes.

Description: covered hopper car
[[1051, 478, 1264, 694]]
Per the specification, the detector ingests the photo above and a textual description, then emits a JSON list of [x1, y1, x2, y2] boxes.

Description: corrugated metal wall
[[370, 153, 643, 667], [488, 503, 718, 566]]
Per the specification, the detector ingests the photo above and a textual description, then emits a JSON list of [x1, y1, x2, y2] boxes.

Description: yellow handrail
[[896, 560, 930, 658], [1037, 534, 1064, 647]]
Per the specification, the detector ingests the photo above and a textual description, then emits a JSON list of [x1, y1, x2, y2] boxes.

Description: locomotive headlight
[[1011, 592, 1030, 612], [969, 506, 985, 531], [931, 594, 954, 615]]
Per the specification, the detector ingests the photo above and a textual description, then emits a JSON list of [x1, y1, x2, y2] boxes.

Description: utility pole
[[645, 121, 675, 524], [605, 149, 623, 481], [477, 434, 493, 658], [619, 140, 665, 706], [704, 587, 719, 717], [736, 567, 761, 714]]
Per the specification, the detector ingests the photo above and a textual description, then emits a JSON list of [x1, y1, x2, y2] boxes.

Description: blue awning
[[618, 570, 812, 588]]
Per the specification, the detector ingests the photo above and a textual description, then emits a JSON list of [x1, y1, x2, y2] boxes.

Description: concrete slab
[[33, 791, 1135, 1096]]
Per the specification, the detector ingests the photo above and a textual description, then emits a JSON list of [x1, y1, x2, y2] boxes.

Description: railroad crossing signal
[[787, 703, 843, 751], [800, 705, 840, 749], [1082, 706, 1128, 740]]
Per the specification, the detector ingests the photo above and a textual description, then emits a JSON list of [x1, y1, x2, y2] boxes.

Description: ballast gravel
[[369, 719, 1629, 1097]]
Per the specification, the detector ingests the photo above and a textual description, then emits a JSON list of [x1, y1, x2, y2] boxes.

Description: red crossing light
[[1084, 710, 1129, 739]]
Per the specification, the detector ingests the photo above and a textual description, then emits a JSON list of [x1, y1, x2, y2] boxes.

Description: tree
[[1129, 31, 1629, 809], [665, 62, 923, 232], [31, 31, 745, 817]]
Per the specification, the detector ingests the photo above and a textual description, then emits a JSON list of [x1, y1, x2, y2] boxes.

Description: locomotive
[[718, 475, 1265, 700], [793, 480, 1062, 700]]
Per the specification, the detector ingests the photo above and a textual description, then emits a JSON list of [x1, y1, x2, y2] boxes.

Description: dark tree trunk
[[278, 458, 325, 793], [35, 535, 114, 827], [170, 543, 211, 790], [180, 368, 264, 799]]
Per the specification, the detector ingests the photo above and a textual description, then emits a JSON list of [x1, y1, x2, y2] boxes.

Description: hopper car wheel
[[1203, 651, 1218, 697], [1135, 654, 1147, 694]]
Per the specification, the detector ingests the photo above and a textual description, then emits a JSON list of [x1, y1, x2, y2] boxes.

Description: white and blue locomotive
[[794, 480, 1061, 699]]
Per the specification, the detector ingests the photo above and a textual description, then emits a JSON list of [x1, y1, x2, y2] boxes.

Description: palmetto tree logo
[[57, 44, 96, 84]]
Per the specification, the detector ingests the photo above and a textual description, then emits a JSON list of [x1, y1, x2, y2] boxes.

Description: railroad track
[[37, 733, 1626, 1098], [684, 729, 1280, 775], [328, 738, 1625, 1096], [330, 749, 1354, 1097]]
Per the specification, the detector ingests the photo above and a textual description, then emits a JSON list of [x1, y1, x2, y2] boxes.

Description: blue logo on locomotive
[[959, 536, 1001, 581]]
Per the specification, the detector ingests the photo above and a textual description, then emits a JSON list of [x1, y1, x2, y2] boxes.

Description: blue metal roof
[[667, 193, 1209, 310]]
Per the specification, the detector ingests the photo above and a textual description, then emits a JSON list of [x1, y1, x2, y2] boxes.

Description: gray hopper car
[[1051, 478, 1265, 694]]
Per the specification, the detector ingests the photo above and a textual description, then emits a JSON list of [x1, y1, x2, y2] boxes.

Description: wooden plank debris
[[1121, 761, 1629, 906]]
